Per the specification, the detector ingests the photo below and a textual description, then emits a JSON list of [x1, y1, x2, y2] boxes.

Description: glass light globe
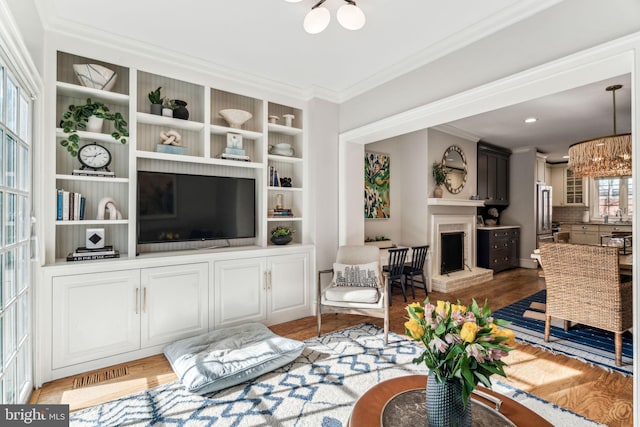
[[304, 7, 331, 34], [284, 0, 303, 2], [337, 3, 365, 30]]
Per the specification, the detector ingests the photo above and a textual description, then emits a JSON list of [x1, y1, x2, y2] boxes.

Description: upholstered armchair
[[539, 242, 632, 366], [317, 245, 389, 344]]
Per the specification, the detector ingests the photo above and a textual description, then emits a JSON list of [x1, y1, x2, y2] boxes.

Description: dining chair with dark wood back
[[383, 247, 408, 306], [403, 245, 429, 299]]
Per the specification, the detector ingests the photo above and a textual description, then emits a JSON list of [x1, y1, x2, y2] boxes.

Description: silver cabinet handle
[[143, 287, 147, 313], [263, 272, 268, 290], [135, 288, 139, 314], [268, 271, 272, 290]]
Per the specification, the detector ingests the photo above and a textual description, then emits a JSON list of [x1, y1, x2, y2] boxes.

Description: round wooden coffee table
[[349, 375, 553, 427]]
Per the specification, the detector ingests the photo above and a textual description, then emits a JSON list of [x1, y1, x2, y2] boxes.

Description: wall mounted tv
[[137, 171, 256, 244]]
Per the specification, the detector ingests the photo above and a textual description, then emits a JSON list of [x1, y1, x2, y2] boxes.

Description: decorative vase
[[426, 373, 472, 427], [433, 186, 443, 198], [86, 115, 104, 133], [172, 100, 189, 120], [271, 235, 292, 245], [162, 108, 173, 118], [150, 103, 162, 115]]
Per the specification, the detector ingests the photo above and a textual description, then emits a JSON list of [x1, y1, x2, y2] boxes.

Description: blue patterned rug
[[70, 323, 602, 426], [493, 290, 633, 375]]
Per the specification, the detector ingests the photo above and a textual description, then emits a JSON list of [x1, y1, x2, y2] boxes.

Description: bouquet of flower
[[405, 299, 515, 405]]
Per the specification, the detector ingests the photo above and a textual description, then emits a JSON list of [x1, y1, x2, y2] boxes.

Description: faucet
[[603, 214, 609, 224], [616, 209, 623, 222]]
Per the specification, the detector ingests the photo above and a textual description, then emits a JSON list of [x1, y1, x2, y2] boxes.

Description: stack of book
[[268, 208, 293, 218], [219, 146, 250, 161], [72, 169, 115, 177], [56, 189, 86, 221], [67, 245, 120, 262]]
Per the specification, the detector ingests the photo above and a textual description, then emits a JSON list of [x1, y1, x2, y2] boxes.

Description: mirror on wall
[[442, 145, 467, 194]]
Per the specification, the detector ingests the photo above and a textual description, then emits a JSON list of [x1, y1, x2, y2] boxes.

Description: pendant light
[[568, 84, 632, 178], [289, 0, 366, 34]]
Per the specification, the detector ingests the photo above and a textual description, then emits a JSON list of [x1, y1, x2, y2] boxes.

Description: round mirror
[[442, 145, 467, 194]]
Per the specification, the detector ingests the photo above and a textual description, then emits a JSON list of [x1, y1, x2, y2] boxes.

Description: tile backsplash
[[553, 206, 589, 223]]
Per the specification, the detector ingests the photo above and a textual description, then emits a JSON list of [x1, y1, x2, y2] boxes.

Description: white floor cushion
[[324, 286, 379, 303], [164, 322, 304, 395]]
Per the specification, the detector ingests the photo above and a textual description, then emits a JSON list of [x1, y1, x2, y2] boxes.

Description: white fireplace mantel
[[427, 198, 485, 207]]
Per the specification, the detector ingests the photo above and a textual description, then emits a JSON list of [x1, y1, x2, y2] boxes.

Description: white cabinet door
[[140, 263, 209, 348], [550, 166, 565, 206], [52, 270, 140, 369], [214, 257, 267, 327], [267, 253, 310, 324]]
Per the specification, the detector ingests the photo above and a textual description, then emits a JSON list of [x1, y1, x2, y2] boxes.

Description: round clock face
[[78, 143, 111, 170]]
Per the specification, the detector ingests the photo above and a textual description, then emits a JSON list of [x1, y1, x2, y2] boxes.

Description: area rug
[[70, 323, 602, 426], [493, 290, 633, 375]]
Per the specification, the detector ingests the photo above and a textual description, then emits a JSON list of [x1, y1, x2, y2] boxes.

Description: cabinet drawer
[[570, 224, 599, 232]]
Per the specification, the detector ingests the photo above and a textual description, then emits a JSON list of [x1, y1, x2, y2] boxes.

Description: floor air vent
[[72, 366, 130, 389]]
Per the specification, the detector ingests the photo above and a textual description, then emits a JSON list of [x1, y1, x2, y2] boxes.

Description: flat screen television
[[137, 171, 256, 244]]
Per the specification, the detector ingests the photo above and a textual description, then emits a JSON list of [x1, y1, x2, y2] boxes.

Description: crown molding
[[337, 0, 563, 102], [431, 124, 480, 142]]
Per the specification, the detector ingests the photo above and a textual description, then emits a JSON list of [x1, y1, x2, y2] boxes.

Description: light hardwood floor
[[30, 268, 633, 426]]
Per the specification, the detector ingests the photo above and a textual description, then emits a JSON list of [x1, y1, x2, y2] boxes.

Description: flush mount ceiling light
[[568, 84, 632, 178], [292, 0, 366, 34], [524, 117, 537, 123]]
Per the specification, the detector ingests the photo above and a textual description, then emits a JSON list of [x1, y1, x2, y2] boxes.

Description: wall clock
[[78, 142, 112, 172]]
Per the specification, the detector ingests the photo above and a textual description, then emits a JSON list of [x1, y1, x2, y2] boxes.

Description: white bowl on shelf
[[219, 109, 253, 129], [73, 64, 117, 91]]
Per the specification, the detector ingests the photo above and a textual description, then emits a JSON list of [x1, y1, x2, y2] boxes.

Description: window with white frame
[[591, 177, 633, 220]]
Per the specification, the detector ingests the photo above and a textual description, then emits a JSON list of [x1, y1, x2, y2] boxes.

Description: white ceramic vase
[[283, 114, 295, 127], [86, 115, 104, 133]]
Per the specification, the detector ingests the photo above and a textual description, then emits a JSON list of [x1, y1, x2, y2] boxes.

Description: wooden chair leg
[[615, 332, 622, 366], [544, 315, 551, 342]]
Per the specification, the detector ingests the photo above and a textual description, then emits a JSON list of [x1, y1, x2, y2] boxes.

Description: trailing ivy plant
[[59, 98, 128, 157]]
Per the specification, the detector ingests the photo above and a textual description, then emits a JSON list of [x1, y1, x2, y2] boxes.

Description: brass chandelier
[[568, 84, 631, 178]]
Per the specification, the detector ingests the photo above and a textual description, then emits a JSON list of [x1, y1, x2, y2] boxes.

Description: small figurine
[[280, 177, 292, 187], [160, 129, 182, 146]]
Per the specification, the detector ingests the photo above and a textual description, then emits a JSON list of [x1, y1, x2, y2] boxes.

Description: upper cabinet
[[477, 143, 510, 206], [550, 164, 588, 207], [48, 50, 306, 264]]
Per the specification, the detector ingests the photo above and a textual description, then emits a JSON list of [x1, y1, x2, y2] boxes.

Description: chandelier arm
[[311, 0, 327, 9], [343, 0, 357, 5]]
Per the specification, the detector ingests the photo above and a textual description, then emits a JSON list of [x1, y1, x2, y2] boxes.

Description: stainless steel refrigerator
[[537, 184, 553, 246]]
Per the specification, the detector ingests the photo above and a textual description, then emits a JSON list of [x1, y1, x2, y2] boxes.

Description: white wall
[[339, 0, 640, 132]]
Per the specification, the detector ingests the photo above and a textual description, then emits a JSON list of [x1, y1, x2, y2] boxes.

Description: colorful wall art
[[364, 152, 390, 218]]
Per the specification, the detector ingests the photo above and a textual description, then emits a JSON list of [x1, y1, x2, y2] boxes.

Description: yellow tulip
[[436, 301, 446, 312], [406, 302, 424, 319], [460, 322, 479, 343], [405, 318, 425, 339], [495, 328, 516, 345], [451, 303, 467, 313]]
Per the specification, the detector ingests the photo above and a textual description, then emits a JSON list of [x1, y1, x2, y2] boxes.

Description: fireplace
[[441, 231, 465, 274]]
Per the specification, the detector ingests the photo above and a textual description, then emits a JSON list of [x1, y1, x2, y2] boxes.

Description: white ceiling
[[34, 0, 560, 101], [30, 0, 631, 161], [446, 74, 632, 163]]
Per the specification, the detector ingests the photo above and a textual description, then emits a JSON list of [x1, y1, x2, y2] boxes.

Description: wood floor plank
[[32, 267, 633, 426]]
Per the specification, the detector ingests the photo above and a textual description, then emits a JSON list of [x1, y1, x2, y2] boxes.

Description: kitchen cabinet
[[570, 224, 599, 245], [51, 263, 208, 369], [550, 165, 588, 206], [477, 227, 520, 272], [477, 143, 510, 206], [214, 252, 309, 328], [536, 154, 548, 183]]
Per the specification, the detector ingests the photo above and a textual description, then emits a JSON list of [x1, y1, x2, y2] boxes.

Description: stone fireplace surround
[[429, 205, 493, 292]]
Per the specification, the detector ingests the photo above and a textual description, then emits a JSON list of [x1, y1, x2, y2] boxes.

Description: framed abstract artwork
[[364, 151, 390, 218]]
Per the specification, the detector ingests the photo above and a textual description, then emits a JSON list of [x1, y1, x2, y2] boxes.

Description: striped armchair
[[539, 242, 632, 366]]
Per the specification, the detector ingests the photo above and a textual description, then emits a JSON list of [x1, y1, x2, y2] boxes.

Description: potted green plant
[[271, 225, 294, 245], [59, 98, 128, 157], [432, 161, 447, 198], [148, 86, 162, 115], [162, 97, 176, 118]]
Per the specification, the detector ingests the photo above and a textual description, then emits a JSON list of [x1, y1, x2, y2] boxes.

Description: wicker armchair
[[539, 242, 632, 366]]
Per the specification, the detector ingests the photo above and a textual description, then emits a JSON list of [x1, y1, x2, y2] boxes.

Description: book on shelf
[[56, 188, 86, 221], [66, 250, 120, 262], [72, 169, 116, 177], [73, 245, 115, 256], [268, 208, 294, 217], [218, 153, 250, 161]]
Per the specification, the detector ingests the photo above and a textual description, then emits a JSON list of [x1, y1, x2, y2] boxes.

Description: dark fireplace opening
[[441, 231, 465, 275]]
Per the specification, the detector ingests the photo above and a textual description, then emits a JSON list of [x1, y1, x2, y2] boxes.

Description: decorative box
[[156, 144, 188, 155]]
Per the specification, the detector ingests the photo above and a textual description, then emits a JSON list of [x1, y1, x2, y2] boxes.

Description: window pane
[[0, 129, 3, 187], [597, 178, 620, 217], [17, 144, 28, 192], [18, 94, 29, 142], [18, 195, 28, 243], [3, 357, 16, 404], [5, 134, 15, 189], [5, 193, 15, 245], [4, 303, 16, 366], [626, 179, 633, 216], [17, 293, 27, 343], [0, 66, 4, 122], [17, 246, 27, 293], [4, 249, 16, 305], [6, 77, 18, 134]]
